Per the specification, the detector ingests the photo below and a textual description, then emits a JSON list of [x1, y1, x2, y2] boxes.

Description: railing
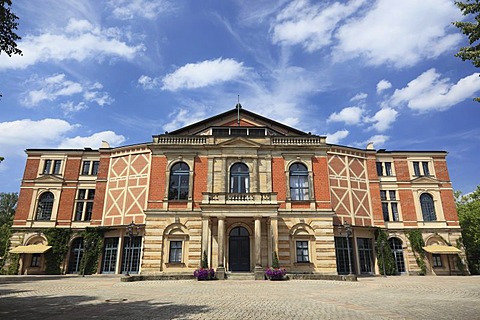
[[271, 136, 326, 145], [202, 192, 277, 205], [153, 136, 207, 145]]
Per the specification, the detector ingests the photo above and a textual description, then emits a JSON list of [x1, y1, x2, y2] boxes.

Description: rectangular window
[[376, 162, 383, 176], [31, 253, 41, 267], [43, 160, 52, 174], [389, 190, 396, 201], [382, 203, 390, 221], [385, 162, 392, 176], [357, 238, 373, 274], [391, 203, 399, 221], [81, 160, 100, 175], [380, 190, 387, 201], [53, 160, 62, 174], [169, 241, 182, 263], [334, 237, 355, 275], [91, 161, 100, 175], [296, 241, 309, 263], [102, 238, 119, 274], [82, 161, 91, 175], [432, 254, 442, 267], [74, 189, 95, 221], [413, 162, 420, 176], [121, 236, 142, 274], [381, 190, 400, 222], [422, 162, 430, 176]]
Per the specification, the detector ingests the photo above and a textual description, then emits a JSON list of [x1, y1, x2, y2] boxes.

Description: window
[[357, 238, 373, 274], [81, 160, 100, 175], [121, 236, 142, 274], [289, 163, 309, 201], [36, 192, 54, 220], [101, 238, 118, 274], [432, 254, 442, 267], [389, 238, 405, 273], [31, 253, 41, 267], [230, 163, 249, 193], [42, 159, 62, 175], [380, 190, 400, 222], [335, 237, 355, 275], [68, 237, 84, 273], [169, 241, 182, 263], [168, 162, 190, 200], [413, 162, 421, 176], [74, 189, 95, 221], [296, 241, 309, 263], [376, 162, 393, 176], [420, 193, 436, 221], [422, 162, 430, 176]]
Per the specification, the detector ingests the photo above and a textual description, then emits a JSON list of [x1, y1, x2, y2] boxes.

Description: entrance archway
[[229, 226, 250, 272]]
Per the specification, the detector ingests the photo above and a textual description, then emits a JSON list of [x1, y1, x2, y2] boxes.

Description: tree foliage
[[0, 0, 22, 57], [456, 186, 480, 274], [44, 228, 72, 275], [374, 228, 397, 276], [0, 192, 18, 273], [453, 1, 480, 101], [406, 230, 427, 275]]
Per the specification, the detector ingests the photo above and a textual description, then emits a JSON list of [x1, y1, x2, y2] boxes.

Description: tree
[[453, 1, 480, 101], [456, 186, 480, 274], [0, 0, 22, 57], [0, 192, 18, 272]]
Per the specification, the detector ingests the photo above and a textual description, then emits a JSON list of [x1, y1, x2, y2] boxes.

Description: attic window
[[212, 127, 267, 137]]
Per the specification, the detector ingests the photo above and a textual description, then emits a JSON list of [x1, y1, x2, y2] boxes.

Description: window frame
[[81, 160, 100, 176], [380, 190, 400, 222], [295, 240, 310, 263], [36, 192, 54, 221], [432, 254, 442, 267], [169, 240, 183, 263], [289, 163, 310, 201], [168, 162, 190, 200], [42, 159, 63, 175], [31, 253, 41, 267], [229, 163, 250, 194], [74, 189, 95, 221], [420, 193, 437, 222]]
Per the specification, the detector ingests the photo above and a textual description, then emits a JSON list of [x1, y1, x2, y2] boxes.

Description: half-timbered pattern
[[10, 106, 467, 276]]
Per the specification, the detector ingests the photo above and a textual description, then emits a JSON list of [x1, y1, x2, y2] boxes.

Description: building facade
[[10, 106, 467, 277]]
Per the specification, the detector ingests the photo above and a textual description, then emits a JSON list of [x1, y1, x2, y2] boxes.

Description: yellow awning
[[10, 244, 52, 254], [422, 245, 462, 254]]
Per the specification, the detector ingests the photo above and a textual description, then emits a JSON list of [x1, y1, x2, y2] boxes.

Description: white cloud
[[334, 0, 462, 68], [0, 119, 76, 156], [326, 130, 349, 144], [355, 135, 389, 149], [162, 58, 247, 91], [271, 0, 365, 51], [376, 79, 392, 94], [58, 131, 126, 149], [107, 0, 173, 20], [390, 69, 480, 112], [327, 106, 364, 125], [138, 75, 160, 89], [21, 73, 113, 110], [366, 107, 398, 132], [163, 108, 208, 133], [350, 93, 367, 102], [0, 19, 143, 70]]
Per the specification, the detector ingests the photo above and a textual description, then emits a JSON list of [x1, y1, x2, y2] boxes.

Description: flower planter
[[194, 268, 215, 281], [265, 268, 287, 281]]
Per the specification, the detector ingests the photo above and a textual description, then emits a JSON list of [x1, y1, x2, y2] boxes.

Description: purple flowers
[[265, 268, 286, 280], [194, 268, 215, 280]]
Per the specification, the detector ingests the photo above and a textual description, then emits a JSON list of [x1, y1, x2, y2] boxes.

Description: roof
[[422, 245, 462, 254], [10, 244, 52, 254]]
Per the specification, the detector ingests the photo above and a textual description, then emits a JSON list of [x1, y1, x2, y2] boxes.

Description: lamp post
[[343, 222, 353, 275], [125, 222, 138, 276]]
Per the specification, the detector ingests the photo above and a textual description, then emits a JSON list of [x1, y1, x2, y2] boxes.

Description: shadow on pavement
[[0, 291, 210, 319]]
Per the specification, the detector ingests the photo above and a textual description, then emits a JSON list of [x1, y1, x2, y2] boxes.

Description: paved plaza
[[0, 275, 479, 319]]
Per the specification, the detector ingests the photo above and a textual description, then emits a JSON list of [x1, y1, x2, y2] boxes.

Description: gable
[[34, 174, 65, 183], [411, 176, 439, 184], [165, 106, 308, 136], [218, 137, 262, 148]]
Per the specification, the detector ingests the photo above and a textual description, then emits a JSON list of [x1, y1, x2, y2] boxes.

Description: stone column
[[216, 216, 226, 279], [254, 216, 264, 280]]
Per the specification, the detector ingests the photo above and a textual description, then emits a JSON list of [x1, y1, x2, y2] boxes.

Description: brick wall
[[193, 156, 208, 208], [271, 157, 286, 208], [312, 156, 331, 209], [147, 156, 167, 209]]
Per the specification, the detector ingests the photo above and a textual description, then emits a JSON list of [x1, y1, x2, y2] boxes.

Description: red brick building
[[10, 106, 466, 277]]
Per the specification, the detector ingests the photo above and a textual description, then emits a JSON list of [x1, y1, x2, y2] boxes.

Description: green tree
[[456, 186, 480, 274], [374, 228, 397, 276], [0, 192, 18, 272], [0, 0, 22, 57]]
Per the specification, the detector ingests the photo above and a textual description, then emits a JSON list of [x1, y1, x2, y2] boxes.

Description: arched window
[[68, 237, 84, 274], [36, 192, 54, 220], [230, 163, 249, 193], [388, 237, 405, 273], [168, 162, 190, 200], [420, 193, 436, 221], [289, 163, 309, 201]]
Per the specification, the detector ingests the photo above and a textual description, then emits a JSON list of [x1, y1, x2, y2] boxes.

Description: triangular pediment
[[218, 137, 262, 148], [164, 106, 308, 136], [34, 174, 65, 183], [411, 176, 439, 184]]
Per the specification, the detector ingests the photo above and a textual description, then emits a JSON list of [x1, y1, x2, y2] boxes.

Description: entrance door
[[229, 227, 250, 272]]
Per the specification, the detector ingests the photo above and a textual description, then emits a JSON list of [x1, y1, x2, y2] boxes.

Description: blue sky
[[1, 0, 479, 194]]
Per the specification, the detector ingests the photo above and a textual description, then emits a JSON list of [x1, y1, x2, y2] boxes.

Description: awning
[[10, 244, 52, 254], [422, 245, 462, 254]]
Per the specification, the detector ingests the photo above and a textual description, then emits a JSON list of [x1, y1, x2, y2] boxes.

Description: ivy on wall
[[44, 228, 72, 274], [406, 230, 427, 275], [374, 228, 397, 275], [79, 227, 106, 275]]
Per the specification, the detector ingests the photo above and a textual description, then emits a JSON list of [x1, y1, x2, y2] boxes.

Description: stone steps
[[226, 272, 255, 280]]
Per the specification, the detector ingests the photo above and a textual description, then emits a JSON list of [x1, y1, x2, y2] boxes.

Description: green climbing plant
[[406, 230, 427, 275], [44, 228, 72, 274], [374, 228, 397, 275], [79, 227, 106, 275]]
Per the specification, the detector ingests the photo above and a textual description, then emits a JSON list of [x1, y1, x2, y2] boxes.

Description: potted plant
[[265, 251, 287, 280], [194, 250, 215, 280]]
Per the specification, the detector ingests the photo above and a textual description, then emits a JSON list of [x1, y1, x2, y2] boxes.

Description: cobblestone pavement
[[0, 275, 479, 320]]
